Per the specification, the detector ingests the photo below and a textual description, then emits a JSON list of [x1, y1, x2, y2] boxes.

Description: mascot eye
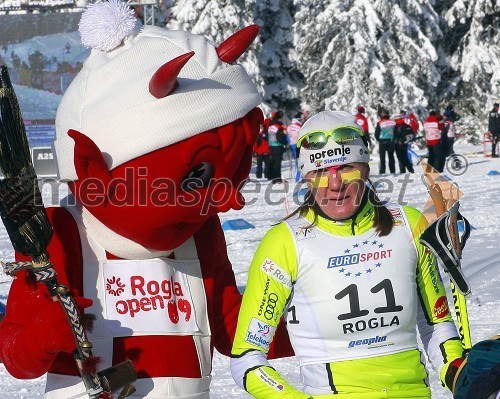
[[181, 162, 214, 191]]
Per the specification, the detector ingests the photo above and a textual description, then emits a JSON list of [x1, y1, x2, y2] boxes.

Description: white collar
[[61, 196, 173, 260]]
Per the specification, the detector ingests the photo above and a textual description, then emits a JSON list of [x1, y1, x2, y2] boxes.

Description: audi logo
[[264, 293, 278, 320]]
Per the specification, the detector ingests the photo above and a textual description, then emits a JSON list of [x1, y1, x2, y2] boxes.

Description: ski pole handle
[[423, 174, 447, 216]]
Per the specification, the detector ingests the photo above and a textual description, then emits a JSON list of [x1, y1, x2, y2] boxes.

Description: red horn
[[216, 25, 259, 64], [149, 51, 195, 99]]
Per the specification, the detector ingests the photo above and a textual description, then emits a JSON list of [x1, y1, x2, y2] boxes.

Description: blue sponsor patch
[[348, 335, 389, 348], [328, 253, 360, 268], [245, 318, 275, 350]]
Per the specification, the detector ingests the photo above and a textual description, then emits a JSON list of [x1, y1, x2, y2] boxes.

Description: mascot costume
[[0, 1, 292, 398]]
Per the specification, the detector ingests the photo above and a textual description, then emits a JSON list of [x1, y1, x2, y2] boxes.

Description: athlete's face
[[306, 163, 369, 220]]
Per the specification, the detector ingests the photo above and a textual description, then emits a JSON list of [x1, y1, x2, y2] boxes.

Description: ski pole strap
[[3, 256, 59, 296], [419, 209, 472, 296]]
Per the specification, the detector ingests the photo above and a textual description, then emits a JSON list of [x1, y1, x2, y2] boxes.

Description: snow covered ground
[[0, 144, 499, 398]]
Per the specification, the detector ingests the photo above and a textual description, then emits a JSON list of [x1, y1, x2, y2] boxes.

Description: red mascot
[[0, 1, 291, 397]]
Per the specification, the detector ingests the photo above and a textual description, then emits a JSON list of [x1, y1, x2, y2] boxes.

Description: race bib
[[102, 258, 201, 335]]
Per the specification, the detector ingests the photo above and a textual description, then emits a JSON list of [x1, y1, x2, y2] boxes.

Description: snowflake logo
[[262, 259, 274, 273], [106, 276, 125, 296]]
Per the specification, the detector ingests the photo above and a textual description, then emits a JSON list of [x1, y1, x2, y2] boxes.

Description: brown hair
[[285, 184, 394, 236]]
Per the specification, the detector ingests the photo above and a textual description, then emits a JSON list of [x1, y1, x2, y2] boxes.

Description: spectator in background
[[287, 112, 303, 159], [394, 112, 415, 174], [355, 105, 372, 147], [488, 103, 500, 158], [443, 105, 461, 164], [442, 113, 462, 170], [400, 109, 420, 133], [375, 109, 396, 175], [253, 121, 270, 179], [267, 111, 288, 183], [443, 112, 456, 157], [288, 111, 309, 182], [424, 110, 445, 171], [444, 104, 461, 123]]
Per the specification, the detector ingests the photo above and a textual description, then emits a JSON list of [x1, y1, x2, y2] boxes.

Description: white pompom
[[79, 0, 137, 52]]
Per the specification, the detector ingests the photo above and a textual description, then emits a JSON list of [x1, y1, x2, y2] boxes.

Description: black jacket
[[488, 108, 500, 135]]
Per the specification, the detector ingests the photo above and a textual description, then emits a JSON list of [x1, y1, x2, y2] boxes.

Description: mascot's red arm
[[0, 207, 84, 378], [199, 215, 293, 359]]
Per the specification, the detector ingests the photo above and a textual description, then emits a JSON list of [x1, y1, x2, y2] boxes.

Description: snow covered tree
[[171, 0, 264, 101], [293, 0, 444, 120], [172, 0, 249, 43], [441, 0, 500, 133], [170, 0, 499, 129], [254, 0, 303, 112]]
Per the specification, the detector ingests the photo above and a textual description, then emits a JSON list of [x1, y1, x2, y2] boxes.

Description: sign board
[[24, 119, 56, 147], [32, 146, 57, 177]]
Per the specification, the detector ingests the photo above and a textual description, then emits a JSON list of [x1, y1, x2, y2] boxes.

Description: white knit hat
[[298, 111, 370, 177], [54, 1, 261, 181]]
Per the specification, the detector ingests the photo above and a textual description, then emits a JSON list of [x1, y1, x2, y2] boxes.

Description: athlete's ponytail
[[367, 184, 394, 237]]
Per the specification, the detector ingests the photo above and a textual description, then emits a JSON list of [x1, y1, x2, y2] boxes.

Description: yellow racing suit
[[231, 201, 464, 398]]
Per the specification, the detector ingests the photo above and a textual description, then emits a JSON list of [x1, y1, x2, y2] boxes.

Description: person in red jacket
[[253, 120, 271, 179], [355, 105, 372, 147], [0, 3, 292, 399], [423, 110, 445, 172], [401, 109, 420, 133]]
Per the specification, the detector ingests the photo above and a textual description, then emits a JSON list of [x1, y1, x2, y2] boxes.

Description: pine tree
[[293, 0, 443, 120], [255, 0, 303, 112], [170, 0, 499, 134], [441, 0, 500, 132], [171, 0, 264, 102], [172, 0, 248, 43]]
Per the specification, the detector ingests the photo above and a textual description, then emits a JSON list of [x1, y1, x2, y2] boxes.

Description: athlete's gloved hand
[[449, 336, 500, 399], [445, 357, 465, 393]]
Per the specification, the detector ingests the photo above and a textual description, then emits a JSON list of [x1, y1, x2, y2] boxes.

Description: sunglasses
[[309, 166, 363, 187], [297, 126, 365, 150]]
